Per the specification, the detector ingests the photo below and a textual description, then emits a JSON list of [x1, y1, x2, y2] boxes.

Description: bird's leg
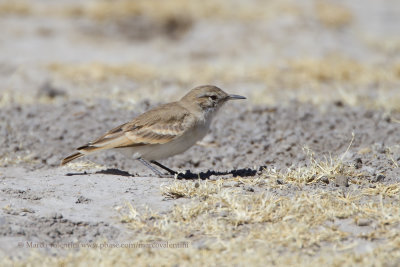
[[137, 158, 170, 178], [150, 160, 177, 175]]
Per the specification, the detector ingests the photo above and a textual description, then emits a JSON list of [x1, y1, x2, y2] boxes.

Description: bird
[[61, 85, 246, 177]]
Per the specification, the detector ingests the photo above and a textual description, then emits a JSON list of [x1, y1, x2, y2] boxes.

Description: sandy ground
[[0, 166, 186, 258], [1, 0, 400, 265], [2, 101, 400, 260]]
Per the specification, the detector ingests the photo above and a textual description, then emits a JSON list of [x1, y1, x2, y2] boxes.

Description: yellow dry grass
[[4, 145, 400, 266], [0, 0, 354, 29], [45, 56, 400, 111], [364, 36, 400, 56], [0, 153, 39, 167], [5, 55, 400, 110], [60, 161, 105, 172], [63, 0, 302, 22], [314, 0, 353, 28], [1, 0, 301, 22], [49, 56, 397, 86], [0, 1, 30, 15]]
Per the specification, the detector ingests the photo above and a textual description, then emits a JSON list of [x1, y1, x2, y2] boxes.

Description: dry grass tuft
[[61, 161, 105, 172], [365, 36, 400, 56], [0, 153, 39, 167], [48, 62, 156, 83], [263, 134, 359, 185], [314, 0, 353, 28], [79, 0, 301, 22], [0, 1, 31, 15], [161, 178, 224, 199]]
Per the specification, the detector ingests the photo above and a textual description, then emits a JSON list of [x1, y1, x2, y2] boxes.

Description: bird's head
[[181, 85, 246, 115]]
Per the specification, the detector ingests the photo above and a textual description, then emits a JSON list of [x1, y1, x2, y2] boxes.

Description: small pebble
[[335, 175, 349, 187], [356, 218, 371, 227], [38, 81, 66, 98], [219, 211, 229, 217], [223, 181, 240, 187]]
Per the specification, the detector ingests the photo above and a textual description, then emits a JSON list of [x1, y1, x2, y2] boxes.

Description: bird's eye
[[209, 95, 218, 101]]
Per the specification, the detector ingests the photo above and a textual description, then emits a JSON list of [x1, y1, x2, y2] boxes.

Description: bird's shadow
[[177, 168, 260, 180], [65, 167, 263, 179], [66, 168, 134, 177]]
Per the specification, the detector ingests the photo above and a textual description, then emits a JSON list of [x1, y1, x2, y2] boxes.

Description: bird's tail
[[60, 142, 107, 166], [60, 152, 84, 166]]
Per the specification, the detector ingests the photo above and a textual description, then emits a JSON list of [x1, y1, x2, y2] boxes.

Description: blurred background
[[1, 0, 400, 110]]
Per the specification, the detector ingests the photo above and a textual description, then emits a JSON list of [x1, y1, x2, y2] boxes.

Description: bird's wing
[[76, 103, 195, 153]]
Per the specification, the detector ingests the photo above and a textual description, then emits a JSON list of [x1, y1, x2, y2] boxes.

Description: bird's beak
[[227, 94, 246, 100]]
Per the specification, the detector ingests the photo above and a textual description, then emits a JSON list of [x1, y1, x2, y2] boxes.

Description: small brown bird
[[61, 85, 246, 177]]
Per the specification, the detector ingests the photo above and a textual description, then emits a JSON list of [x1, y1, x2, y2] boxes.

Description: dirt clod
[[75, 196, 92, 204], [375, 174, 386, 182], [243, 186, 255, 192], [320, 176, 330, 184], [354, 158, 363, 169]]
